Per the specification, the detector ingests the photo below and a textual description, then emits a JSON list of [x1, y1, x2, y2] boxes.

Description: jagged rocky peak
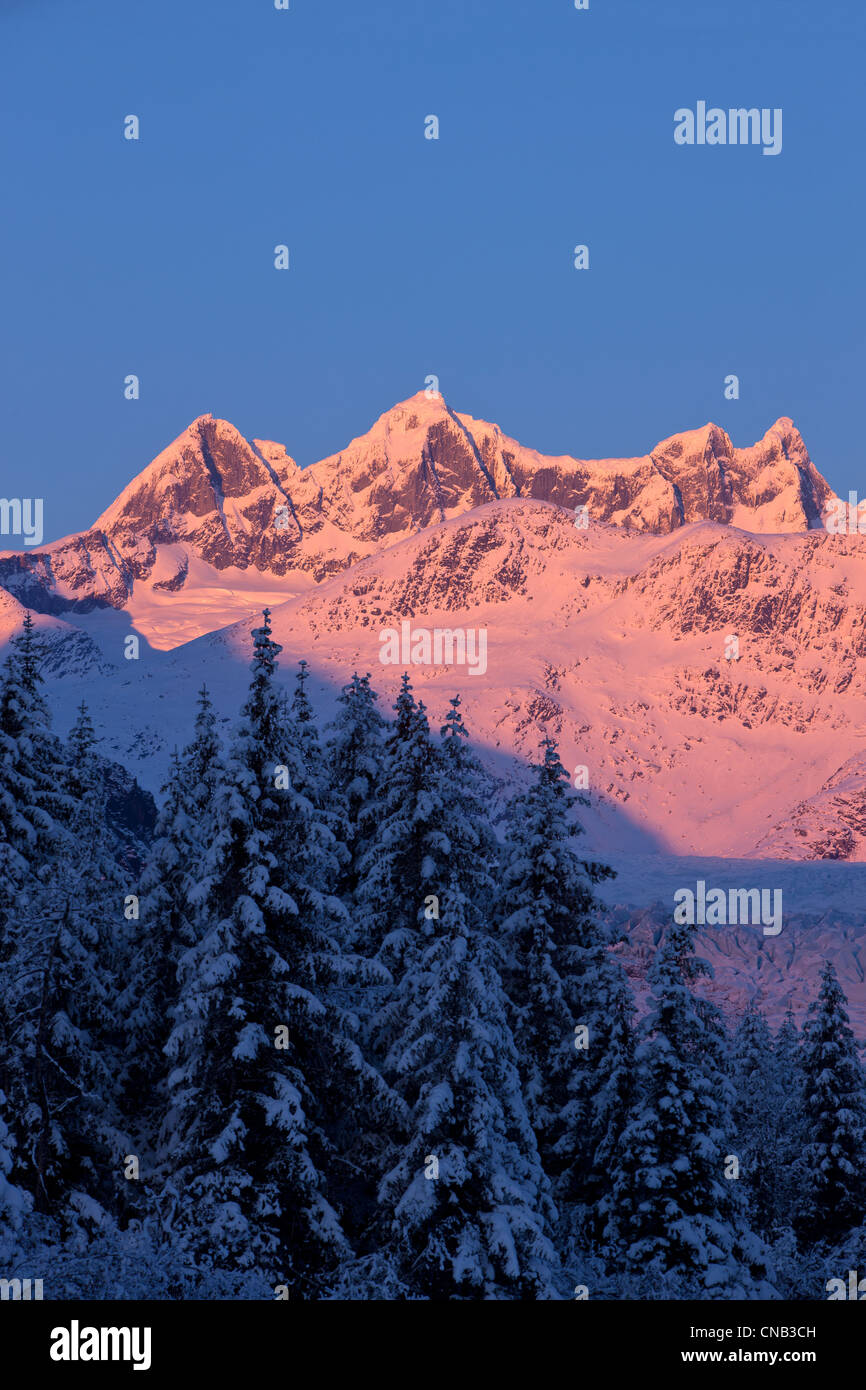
[[96, 414, 298, 537], [87, 414, 305, 580], [0, 394, 840, 619], [329, 396, 834, 538], [303, 391, 504, 542], [648, 417, 833, 531]]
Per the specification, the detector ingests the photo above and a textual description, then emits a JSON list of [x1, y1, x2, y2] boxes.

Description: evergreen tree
[[288, 660, 318, 786], [581, 941, 636, 1210], [0, 638, 126, 1230], [0, 612, 70, 858], [0, 1090, 31, 1263], [732, 1002, 778, 1235], [796, 962, 866, 1246], [124, 686, 226, 1102], [601, 921, 770, 1297], [498, 734, 620, 1191], [2, 890, 127, 1225], [325, 673, 386, 899], [122, 751, 198, 1114], [62, 703, 116, 868], [775, 1007, 802, 1080], [163, 612, 396, 1293], [0, 612, 45, 738], [770, 1008, 807, 1231], [355, 674, 448, 965], [378, 878, 559, 1299], [285, 659, 350, 886], [0, 713, 33, 956], [183, 684, 226, 829], [66, 700, 97, 786], [437, 695, 500, 912], [59, 701, 125, 986]]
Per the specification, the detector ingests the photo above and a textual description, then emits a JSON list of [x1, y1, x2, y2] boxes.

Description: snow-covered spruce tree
[[601, 921, 771, 1298], [325, 672, 386, 900], [62, 702, 120, 871], [0, 648, 128, 1232], [378, 878, 560, 1299], [774, 1007, 803, 1086], [0, 707, 33, 961], [0, 612, 72, 854], [795, 962, 866, 1247], [580, 940, 635, 1213], [498, 734, 625, 1196], [122, 687, 226, 1108], [770, 1008, 808, 1233], [287, 660, 322, 797], [342, 691, 506, 1273], [59, 701, 127, 992], [0, 688, 38, 1171], [2, 890, 128, 1230], [163, 611, 397, 1293], [182, 684, 226, 830], [731, 1002, 781, 1236], [354, 673, 449, 966], [0, 617, 72, 1005], [437, 695, 500, 911], [277, 659, 398, 1249], [359, 692, 504, 1074], [121, 751, 198, 1111], [354, 686, 505, 1073], [0, 612, 46, 742], [0, 1089, 31, 1266], [285, 659, 350, 892], [0, 630, 57, 1177]]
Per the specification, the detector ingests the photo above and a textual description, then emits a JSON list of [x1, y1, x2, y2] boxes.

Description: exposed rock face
[[97, 417, 304, 578], [644, 419, 831, 531], [283, 398, 833, 540], [755, 753, 866, 861], [0, 394, 837, 618]]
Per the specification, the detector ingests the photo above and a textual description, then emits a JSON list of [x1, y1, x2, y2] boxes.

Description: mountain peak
[[370, 389, 451, 432]]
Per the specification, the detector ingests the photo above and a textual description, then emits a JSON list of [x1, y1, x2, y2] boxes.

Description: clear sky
[[1, 0, 863, 542]]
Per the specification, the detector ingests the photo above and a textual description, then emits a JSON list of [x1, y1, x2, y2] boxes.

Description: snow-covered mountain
[[1, 396, 864, 1031], [0, 393, 836, 648], [0, 391, 857, 866], [7, 489, 864, 868]]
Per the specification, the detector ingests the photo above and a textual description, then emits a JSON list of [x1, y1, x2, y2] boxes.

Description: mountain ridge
[[0, 394, 837, 637]]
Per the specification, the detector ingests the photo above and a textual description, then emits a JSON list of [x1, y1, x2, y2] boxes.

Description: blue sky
[[1, 0, 863, 542]]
